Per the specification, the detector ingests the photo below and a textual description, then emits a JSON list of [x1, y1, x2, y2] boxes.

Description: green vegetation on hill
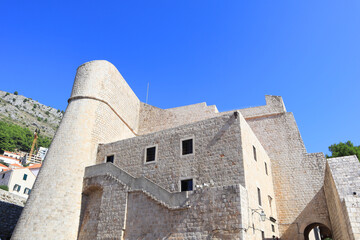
[[326, 141, 360, 161], [0, 120, 52, 152]]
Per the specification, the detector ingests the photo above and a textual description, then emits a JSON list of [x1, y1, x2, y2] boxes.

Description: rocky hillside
[[0, 90, 64, 138]]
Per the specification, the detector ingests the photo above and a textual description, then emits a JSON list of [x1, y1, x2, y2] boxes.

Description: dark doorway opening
[[304, 223, 332, 240]]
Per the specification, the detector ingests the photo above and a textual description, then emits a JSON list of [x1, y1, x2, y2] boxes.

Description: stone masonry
[[12, 60, 360, 240], [0, 189, 25, 239]]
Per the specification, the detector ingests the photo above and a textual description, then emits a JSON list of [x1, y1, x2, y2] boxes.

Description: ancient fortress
[[12, 61, 360, 239]]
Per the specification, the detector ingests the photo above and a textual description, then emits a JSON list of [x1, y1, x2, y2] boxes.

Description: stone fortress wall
[[12, 61, 141, 239], [237, 96, 331, 239], [0, 190, 25, 239], [324, 156, 360, 240], [12, 60, 360, 240], [84, 111, 279, 239]]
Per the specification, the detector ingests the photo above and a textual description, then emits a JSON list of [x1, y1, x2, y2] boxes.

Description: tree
[[326, 141, 360, 161], [14, 91, 18, 95]]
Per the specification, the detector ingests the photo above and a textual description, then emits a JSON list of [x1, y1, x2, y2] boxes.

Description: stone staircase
[[84, 163, 189, 210]]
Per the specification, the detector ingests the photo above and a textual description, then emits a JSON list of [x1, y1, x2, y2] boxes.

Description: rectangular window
[[272, 224, 275, 232], [145, 146, 156, 162], [13, 184, 21, 192], [261, 231, 265, 240], [253, 146, 257, 161], [23, 174, 27, 181], [268, 195, 273, 215], [2, 174, 4, 179], [24, 188, 31, 195], [182, 139, 193, 155], [106, 155, 114, 163], [265, 162, 268, 175], [257, 187, 262, 206], [181, 179, 193, 192]]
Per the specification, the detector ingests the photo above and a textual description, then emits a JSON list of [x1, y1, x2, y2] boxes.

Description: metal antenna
[[146, 82, 149, 104]]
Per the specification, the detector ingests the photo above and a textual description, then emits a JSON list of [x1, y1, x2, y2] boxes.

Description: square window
[[182, 139, 193, 155], [253, 146, 257, 161], [145, 146, 156, 163], [181, 179, 193, 192], [23, 174, 27, 181], [106, 155, 114, 163]]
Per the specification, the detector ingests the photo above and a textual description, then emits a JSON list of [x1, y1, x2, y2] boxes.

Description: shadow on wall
[[280, 187, 332, 240], [78, 185, 103, 240], [0, 201, 23, 240]]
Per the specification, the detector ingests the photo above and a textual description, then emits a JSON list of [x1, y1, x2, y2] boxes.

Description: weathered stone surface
[[11, 61, 359, 240], [0, 190, 25, 239]]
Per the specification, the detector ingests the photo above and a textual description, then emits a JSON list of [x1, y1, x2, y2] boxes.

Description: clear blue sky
[[0, 1, 359, 155]]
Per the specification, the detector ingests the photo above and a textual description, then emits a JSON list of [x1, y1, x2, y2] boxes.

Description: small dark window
[[182, 139, 193, 155], [2, 174, 4, 179], [257, 187, 262, 206], [265, 162, 268, 175], [253, 146, 257, 161], [261, 231, 265, 240], [23, 174, 27, 181], [181, 179, 193, 192], [146, 146, 156, 162], [272, 224, 275, 232], [106, 155, 114, 163]]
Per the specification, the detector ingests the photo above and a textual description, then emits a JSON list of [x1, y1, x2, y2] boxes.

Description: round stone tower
[[12, 60, 140, 239]]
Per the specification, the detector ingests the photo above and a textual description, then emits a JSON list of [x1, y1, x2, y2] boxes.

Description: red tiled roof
[[27, 164, 42, 169], [10, 163, 22, 168], [0, 163, 8, 168]]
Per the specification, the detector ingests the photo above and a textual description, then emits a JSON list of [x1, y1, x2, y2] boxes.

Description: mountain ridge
[[0, 90, 63, 138]]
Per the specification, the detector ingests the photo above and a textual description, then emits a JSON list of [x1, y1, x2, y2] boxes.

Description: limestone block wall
[[97, 113, 245, 192], [228, 95, 286, 119], [78, 175, 128, 240], [79, 163, 248, 240], [237, 96, 330, 239], [324, 156, 360, 240], [124, 184, 246, 240], [12, 60, 140, 240], [0, 190, 25, 239], [239, 114, 280, 239], [138, 102, 219, 135]]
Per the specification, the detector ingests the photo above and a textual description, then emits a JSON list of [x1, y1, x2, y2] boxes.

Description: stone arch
[[303, 222, 332, 240]]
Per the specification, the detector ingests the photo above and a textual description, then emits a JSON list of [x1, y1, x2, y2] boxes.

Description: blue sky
[[0, 1, 359, 155]]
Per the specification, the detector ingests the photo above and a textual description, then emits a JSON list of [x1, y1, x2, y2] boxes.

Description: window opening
[[268, 195, 273, 216], [265, 162, 268, 175], [23, 174, 27, 181], [261, 231, 265, 240], [2, 174, 4, 179], [253, 146, 257, 161], [13, 184, 21, 192], [181, 179, 193, 192], [257, 187, 262, 206], [182, 139, 193, 155], [106, 155, 114, 163], [272, 224, 275, 232], [24, 188, 31, 195], [145, 146, 156, 162]]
